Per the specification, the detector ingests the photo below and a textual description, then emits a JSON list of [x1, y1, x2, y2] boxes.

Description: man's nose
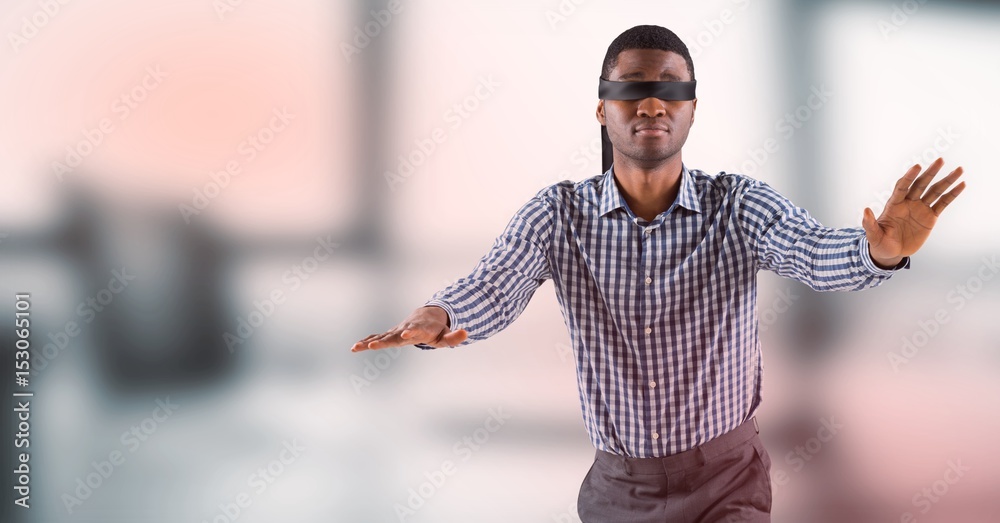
[[636, 97, 667, 117]]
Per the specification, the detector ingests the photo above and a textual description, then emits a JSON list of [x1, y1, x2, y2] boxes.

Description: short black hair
[[601, 25, 695, 81]]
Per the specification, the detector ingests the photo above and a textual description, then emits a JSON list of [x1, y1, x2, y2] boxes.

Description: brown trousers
[[577, 418, 772, 522]]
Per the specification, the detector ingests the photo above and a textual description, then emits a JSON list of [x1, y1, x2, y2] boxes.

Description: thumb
[[402, 327, 441, 342], [862, 207, 881, 240], [400, 327, 436, 343], [440, 329, 468, 348]]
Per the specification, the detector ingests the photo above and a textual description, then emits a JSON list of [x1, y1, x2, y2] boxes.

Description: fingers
[[351, 323, 451, 352], [887, 164, 922, 206], [921, 166, 963, 206], [351, 326, 467, 351], [904, 157, 945, 201], [365, 328, 409, 350], [350, 333, 381, 352], [351, 327, 409, 352], [930, 181, 966, 216]]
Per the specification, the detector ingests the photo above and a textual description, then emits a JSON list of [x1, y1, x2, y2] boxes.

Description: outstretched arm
[[350, 191, 554, 352], [862, 157, 966, 269]]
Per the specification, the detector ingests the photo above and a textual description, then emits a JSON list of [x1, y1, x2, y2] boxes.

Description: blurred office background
[[0, 0, 998, 521]]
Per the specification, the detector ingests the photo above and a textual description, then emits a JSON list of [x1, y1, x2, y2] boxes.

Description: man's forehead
[[611, 49, 687, 80]]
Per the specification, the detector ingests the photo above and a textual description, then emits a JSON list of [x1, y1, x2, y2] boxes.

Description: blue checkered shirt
[[415, 164, 909, 457]]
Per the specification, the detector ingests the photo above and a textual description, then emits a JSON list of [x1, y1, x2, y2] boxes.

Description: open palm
[[863, 157, 965, 262]]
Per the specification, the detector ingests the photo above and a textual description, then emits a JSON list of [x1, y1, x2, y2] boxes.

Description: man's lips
[[635, 125, 669, 135]]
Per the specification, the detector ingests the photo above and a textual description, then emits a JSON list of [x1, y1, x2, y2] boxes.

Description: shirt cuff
[[859, 235, 911, 276], [413, 300, 458, 350]]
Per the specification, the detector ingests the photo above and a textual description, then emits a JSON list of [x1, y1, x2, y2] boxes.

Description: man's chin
[[624, 148, 678, 165]]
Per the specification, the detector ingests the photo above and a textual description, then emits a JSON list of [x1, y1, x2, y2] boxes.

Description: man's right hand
[[350, 305, 468, 352]]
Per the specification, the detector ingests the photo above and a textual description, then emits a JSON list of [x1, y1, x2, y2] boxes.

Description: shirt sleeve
[[735, 176, 910, 292], [414, 192, 554, 350]]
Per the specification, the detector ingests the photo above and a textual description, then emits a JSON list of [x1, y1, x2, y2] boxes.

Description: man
[[351, 25, 965, 522]]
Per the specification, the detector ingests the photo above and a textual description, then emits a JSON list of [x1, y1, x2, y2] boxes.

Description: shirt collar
[[598, 162, 703, 218]]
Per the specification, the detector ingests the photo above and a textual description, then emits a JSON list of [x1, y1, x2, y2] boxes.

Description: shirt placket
[[637, 217, 661, 451]]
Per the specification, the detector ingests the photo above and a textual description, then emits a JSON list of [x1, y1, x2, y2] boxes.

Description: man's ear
[[690, 98, 697, 125], [596, 100, 606, 126]]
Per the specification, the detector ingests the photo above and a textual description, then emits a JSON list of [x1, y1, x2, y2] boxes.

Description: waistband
[[595, 417, 760, 476]]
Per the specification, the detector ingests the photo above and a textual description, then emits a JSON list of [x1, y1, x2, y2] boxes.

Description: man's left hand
[[862, 157, 966, 268]]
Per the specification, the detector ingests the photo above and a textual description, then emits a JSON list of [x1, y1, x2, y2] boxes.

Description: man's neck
[[612, 155, 683, 223]]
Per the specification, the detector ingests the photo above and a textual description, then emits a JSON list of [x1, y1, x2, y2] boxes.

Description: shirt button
[[649, 380, 656, 388], [643, 228, 651, 235], [644, 327, 652, 334], [652, 431, 659, 439], [645, 277, 652, 285]]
